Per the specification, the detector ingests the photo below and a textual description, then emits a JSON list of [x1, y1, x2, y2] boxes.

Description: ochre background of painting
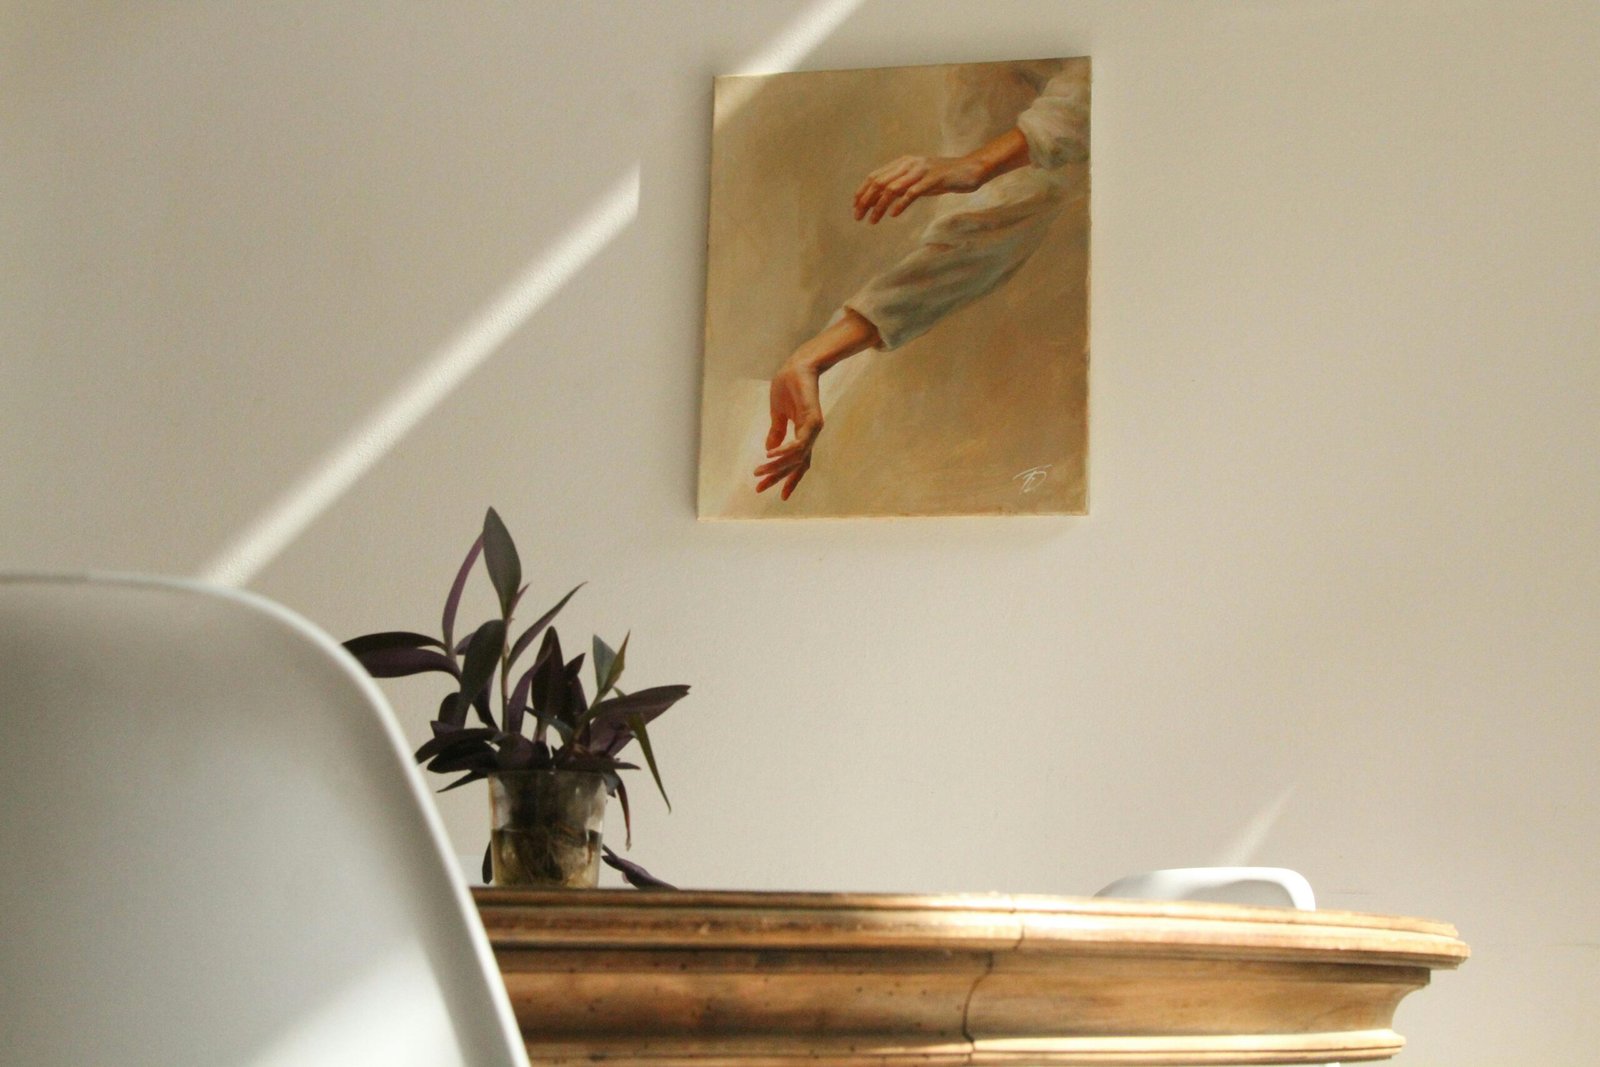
[[699, 60, 1088, 519]]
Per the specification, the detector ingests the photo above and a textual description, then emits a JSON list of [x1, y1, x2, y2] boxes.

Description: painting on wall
[[697, 57, 1090, 520]]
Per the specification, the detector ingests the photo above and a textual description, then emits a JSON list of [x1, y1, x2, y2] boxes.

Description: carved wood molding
[[475, 889, 1467, 1065]]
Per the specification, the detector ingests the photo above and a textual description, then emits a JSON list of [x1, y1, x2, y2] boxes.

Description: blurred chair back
[[0, 573, 528, 1067]]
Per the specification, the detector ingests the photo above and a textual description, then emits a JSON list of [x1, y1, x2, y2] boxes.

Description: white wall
[[6, 2, 1597, 1062]]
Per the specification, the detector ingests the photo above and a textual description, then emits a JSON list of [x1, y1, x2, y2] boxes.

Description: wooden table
[[474, 889, 1467, 1065]]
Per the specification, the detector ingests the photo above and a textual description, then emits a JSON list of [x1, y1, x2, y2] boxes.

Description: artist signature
[[1013, 465, 1052, 493]]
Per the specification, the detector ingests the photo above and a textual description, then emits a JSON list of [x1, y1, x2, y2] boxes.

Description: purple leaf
[[503, 663, 536, 736], [536, 714, 573, 745], [429, 746, 498, 775], [438, 770, 488, 793], [353, 646, 461, 680], [584, 685, 691, 756], [611, 776, 632, 848], [588, 724, 627, 757], [470, 683, 495, 728], [584, 685, 691, 728], [494, 732, 536, 770], [508, 584, 584, 669], [565, 673, 589, 725], [531, 628, 568, 728], [561, 756, 638, 774], [442, 534, 484, 660], [455, 619, 505, 727], [555, 653, 588, 730], [481, 507, 522, 619], [602, 846, 676, 890], [414, 727, 498, 763], [437, 692, 467, 730], [343, 631, 446, 657]]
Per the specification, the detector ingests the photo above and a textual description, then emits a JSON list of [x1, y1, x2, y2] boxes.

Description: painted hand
[[755, 358, 824, 500], [853, 154, 987, 223]]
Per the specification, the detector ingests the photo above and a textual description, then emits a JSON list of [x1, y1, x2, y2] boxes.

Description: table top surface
[[472, 889, 1467, 1065], [473, 887, 1468, 968]]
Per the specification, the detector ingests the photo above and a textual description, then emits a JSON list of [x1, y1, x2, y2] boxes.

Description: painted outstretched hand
[[755, 359, 823, 500], [852, 127, 1032, 224], [753, 129, 1037, 501], [852, 154, 988, 223], [754, 310, 881, 501]]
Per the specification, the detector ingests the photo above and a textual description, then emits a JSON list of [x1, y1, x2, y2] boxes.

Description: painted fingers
[[755, 418, 820, 500], [753, 441, 813, 500], [756, 363, 824, 500], [854, 156, 935, 223], [853, 155, 985, 223]]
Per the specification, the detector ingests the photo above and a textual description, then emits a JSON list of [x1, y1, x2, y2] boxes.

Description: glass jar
[[487, 770, 607, 887]]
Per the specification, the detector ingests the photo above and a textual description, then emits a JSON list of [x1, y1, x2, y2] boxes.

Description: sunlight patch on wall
[[713, 0, 865, 127], [199, 0, 861, 587], [1212, 786, 1299, 868], [199, 167, 641, 588]]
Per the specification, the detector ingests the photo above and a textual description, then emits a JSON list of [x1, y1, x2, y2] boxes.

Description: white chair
[[0, 573, 528, 1067], [1096, 866, 1317, 910]]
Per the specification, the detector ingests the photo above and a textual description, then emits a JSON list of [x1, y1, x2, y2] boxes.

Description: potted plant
[[343, 507, 687, 889]]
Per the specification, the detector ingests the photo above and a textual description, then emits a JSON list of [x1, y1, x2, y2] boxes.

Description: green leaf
[[481, 507, 522, 619], [592, 635, 616, 691], [592, 632, 629, 701], [456, 619, 506, 726], [627, 712, 670, 812]]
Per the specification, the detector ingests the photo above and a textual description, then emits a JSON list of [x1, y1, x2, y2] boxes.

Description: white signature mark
[[1013, 465, 1052, 493]]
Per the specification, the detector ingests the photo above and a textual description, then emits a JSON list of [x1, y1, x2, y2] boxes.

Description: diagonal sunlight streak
[[706, 0, 868, 516], [714, 0, 865, 127], [201, 0, 862, 587], [200, 168, 641, 588], [1211, 786, 1298, 868]]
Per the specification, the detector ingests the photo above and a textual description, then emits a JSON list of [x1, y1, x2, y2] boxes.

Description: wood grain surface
[[474, 889, 1467, 1065]]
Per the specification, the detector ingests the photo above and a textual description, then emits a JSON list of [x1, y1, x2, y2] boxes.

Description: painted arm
[[753, 309, 880, 499], [754, 129, 1031, 499], [852, 127, 1031, 224]]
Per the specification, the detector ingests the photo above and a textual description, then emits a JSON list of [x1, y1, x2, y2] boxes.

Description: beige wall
[[5, 2, 1598, 1062]]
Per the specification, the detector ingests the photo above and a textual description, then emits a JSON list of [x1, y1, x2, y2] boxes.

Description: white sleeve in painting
[[1016, 66, 1091, 170], [843, 173, 1071, 351], [841, 61, 1089, 353]]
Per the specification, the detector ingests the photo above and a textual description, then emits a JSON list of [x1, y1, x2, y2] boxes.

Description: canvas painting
[[698, 56, 1090, 519]]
